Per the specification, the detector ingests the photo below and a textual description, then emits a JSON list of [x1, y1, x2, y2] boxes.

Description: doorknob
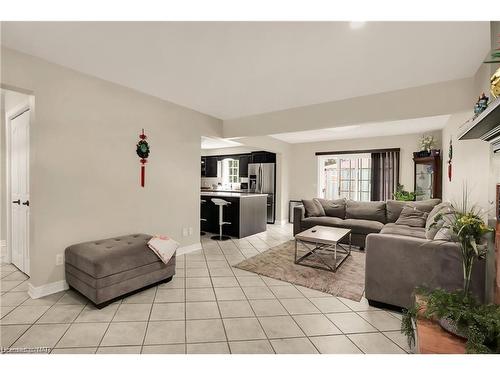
[[12, 199, 20, 204], [22, 200, 29, 207]]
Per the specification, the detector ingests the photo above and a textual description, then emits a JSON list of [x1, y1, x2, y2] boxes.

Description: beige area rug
[[234, 240, 365, 301]]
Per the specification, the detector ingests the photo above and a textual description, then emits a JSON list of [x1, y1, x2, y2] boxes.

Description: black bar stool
[[200, 199, 207, 236]]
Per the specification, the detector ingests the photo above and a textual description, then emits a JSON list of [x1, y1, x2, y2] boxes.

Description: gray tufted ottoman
[[65, 233, 175, 308]]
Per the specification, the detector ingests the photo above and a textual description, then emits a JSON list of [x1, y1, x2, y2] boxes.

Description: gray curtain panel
[[371, 151, 400, 201]]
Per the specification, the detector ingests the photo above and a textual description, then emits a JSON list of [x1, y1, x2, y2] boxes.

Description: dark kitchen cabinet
[[250, 151, 276, 164], [200, 157, 206, 177], [205, 156, 219, 178], [239, 154, 251, 177]]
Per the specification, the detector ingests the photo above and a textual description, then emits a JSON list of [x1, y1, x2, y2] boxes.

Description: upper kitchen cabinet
[[200, 157, 206, 177], [205, 156, 219, 177], [250, 151, 276, 163], [239, 154, 251, 177]]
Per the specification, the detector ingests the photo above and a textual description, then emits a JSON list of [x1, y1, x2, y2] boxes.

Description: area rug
[[234, 240, 365, 302]]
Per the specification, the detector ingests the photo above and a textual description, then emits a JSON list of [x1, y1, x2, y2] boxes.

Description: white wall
[[441, 113, 493, 215], [288, 131, 442, 200], [1, 47, 222, 287], [201, 146, 259, 156]]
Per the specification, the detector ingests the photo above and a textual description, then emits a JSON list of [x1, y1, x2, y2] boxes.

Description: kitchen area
[[201, 150, 276, 239]]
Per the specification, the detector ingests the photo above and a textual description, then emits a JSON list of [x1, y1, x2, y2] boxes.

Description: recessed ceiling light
[[349, 22, 366, 30]]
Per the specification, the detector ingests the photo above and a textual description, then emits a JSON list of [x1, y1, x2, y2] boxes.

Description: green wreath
[[136, 140, 150, 159]]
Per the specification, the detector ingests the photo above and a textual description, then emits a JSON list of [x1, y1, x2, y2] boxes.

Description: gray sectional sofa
[[293, 198, 487, 308], [293, 198, 437, 249]]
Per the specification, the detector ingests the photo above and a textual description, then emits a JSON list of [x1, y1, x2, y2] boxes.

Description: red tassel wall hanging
[[136, 129, 150, 187], [448, 138, 453, 182]]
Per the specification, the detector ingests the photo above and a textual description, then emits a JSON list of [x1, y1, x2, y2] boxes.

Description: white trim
[[28, 280, 69, 299], [0, 240, 9, 263], [5, 100, 32, 276], [176, 242, 202, 256]]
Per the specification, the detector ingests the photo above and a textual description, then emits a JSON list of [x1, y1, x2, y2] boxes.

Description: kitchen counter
[[200, 191, 268, 198], [200, 188, 251, 193], [201, 192, 267, 238]]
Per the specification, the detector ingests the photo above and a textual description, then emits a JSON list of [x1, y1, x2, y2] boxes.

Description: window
[[227, 159, 239, 183], [318, 154, 371, 201], [221, 158, 240, 186]]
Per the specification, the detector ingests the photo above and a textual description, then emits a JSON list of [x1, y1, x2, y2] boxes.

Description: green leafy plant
[[430, 188, 493, 294], [402, 187, 497, 353], [393, 184, 416, 201], [402, 288, 500, 353]]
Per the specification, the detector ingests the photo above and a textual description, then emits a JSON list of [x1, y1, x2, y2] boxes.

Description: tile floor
[[0, 224, 409, 354]]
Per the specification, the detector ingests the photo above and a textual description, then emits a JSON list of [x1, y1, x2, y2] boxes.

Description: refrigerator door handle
[[260, 165, 264, 193], [258, 165, 262, 193]]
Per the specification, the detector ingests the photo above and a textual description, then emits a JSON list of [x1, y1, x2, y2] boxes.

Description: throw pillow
[[301, 199, 325, 217], [345, 200, 386, 223], [434, 226, 456, 241], [316, 198, 346, 218], [425, 202, 452, 239], [386, 199, 441, 223], [395, 205, 429, 227]]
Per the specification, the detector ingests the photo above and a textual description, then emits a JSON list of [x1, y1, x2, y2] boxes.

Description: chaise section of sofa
[[364, 233, 486, 308]]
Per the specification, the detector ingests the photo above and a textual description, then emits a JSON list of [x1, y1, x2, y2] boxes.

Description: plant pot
[[415, 295, 467, 354], [438, 318, 467, 339]]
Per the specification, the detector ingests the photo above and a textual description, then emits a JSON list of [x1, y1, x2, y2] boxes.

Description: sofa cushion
[[301, 216, 345, 229], [395, 206, 429, 228], [301, 217, 383, 235], [380, 223, 426, 239], [386, 199, 441, 223], [342, 219, 384, 235], [316, 198, 346, 218], [65, 234, 159, 278], [425, 202, 452, 239], [346, 200, 386, 223], [302, 199, 325, 217]]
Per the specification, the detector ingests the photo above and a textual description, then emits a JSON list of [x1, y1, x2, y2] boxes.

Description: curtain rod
[[315, 148, 400, 156]]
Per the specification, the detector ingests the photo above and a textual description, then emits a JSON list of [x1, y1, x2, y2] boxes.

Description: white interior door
[[10, 109, 30, 275]]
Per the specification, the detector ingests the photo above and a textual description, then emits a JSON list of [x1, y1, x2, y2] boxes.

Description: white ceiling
[[270, 115, 451, 144], [1, 22, 490, 120], [201, 136, 242, 149]]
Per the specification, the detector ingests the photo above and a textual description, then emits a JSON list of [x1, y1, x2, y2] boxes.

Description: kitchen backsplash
[[201, 177, 249, 189]]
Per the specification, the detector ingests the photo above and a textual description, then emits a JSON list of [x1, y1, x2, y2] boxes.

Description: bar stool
[[211, 198, 231, 241], [200, 199, 207, 236]]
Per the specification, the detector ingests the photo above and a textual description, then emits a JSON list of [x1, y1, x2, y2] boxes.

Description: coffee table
[[294, 225, 351, 272]]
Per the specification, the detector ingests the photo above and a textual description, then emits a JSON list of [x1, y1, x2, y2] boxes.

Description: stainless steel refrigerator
[[248, 163, 276, 224]]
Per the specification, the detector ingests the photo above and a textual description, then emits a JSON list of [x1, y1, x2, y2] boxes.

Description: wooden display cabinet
[[413, 151, 442, 200]]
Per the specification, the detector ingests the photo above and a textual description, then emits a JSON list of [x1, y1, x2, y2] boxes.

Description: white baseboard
[[0, 240, 9, 264], [28, 280, 69, 299], [176, 242, 202, 256]]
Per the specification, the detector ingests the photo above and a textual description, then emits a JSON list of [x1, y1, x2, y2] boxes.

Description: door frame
[[5, 100, 32, 274]]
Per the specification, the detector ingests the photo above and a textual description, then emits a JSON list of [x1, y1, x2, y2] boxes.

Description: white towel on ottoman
[[147, 235, 179, 264]]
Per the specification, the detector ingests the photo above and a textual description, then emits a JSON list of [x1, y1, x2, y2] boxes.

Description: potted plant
[[401, 190, 500, 354], [393, 183, 416, 201]]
